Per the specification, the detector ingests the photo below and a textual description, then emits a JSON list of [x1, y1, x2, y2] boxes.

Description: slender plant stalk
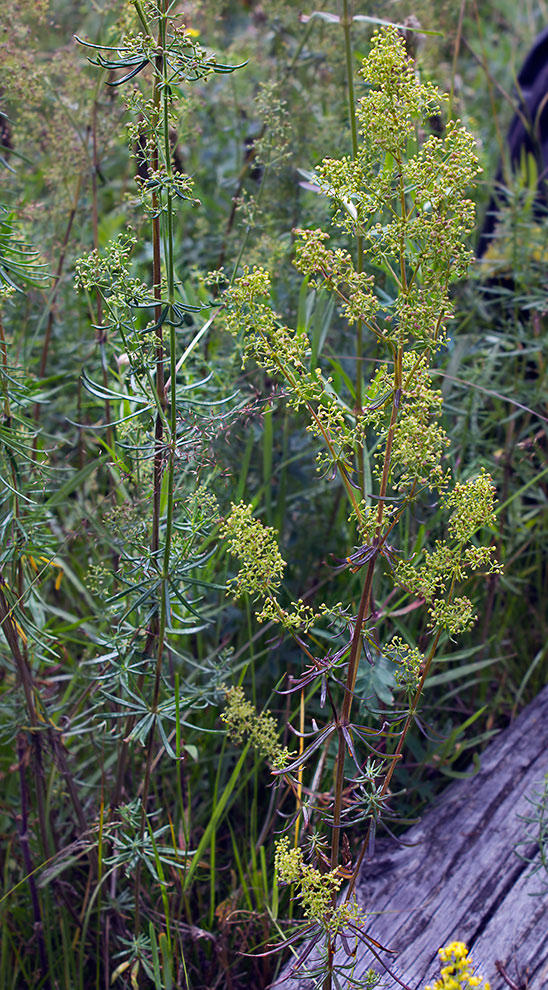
[[0, 586, 52, 857], [325, 353, 402, 990], [90, 89, 113, 453], [16, 734, 51, 990], [341, 0, 366, 498], [133, 0, 179, 933], [0, 584, 94, 875], [110, 10, 167, 814], [222, 29, 489, 990]]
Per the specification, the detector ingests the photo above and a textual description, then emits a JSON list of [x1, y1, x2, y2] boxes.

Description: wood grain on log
[[280, 685, 548, 990]]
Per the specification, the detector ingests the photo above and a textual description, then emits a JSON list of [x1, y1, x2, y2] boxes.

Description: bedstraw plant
[[2, 3, 244, 987], [222, 27, 499, 989], [72, 2, 246, 981]]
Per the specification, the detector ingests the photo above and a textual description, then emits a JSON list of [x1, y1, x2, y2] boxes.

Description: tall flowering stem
[[75, 0, 244, 943], [222, 27, 500, 989]]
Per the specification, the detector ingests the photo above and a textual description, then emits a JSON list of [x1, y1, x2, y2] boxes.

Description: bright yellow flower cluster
[[425, 942, 490, 990]]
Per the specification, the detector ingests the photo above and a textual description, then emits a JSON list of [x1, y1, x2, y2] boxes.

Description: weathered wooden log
[[281, 685, 548, 989]]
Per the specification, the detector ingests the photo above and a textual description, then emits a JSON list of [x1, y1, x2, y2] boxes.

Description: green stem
[[132, 0, 154, 38], [90, 84, 113, 454], [341, 0, 365, 499], [135, 0, 177, 932]]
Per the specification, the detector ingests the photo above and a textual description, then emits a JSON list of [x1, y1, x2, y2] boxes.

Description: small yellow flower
[[425, 942, 490, 990]]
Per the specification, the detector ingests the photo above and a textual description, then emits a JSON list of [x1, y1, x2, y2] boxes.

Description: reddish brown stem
[[330, 352, 402, 881], [133, 28, 167, 936], [17, 733, 51, 990]]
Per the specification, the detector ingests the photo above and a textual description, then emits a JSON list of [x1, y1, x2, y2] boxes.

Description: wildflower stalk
[[330, 366, 401, 953], [132, 0, 177, 933], [0, 585, 91, 867], [17, 734, 50, 990], [108, 0, 173, 819], [341, 0, 365, 496], [150, 27, 166, 572], [222, 27, 498, 990], [73, 25, 244, 972], [91, 83, 113, 453]]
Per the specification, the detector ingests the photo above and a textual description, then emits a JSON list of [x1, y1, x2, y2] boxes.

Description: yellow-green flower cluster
[[396, 471, 502, 635], [363, 356, 450, 492], [427, 597, 476, 636], [184, 486, 218, 526], [358, 27, 443, 154], [221, 686, 289, 768], [224, 266, 310, 376], [293, 228, 379, 326], [275, 840, 373, 935], [326, 895, 370, 936], [221, 501, 286, 602], [425, 942, 490, 990], [386, 637, 424, 691], [221, 503, 321, 629], [275, 836, 342, 922], [352, 503, 384, 543], [308, 27, 480, 364], [74, 232, 138, 294], [445, 469, 497, 542], [75, 233, 156, 375], [278, 598, 318, 632], [225, 265, 353, 471]]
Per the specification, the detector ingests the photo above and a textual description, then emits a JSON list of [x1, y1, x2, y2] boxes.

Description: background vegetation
[[0, 1, 546, 988]]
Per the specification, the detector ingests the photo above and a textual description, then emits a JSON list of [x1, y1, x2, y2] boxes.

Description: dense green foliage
[[0, 2, 546, 988]]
